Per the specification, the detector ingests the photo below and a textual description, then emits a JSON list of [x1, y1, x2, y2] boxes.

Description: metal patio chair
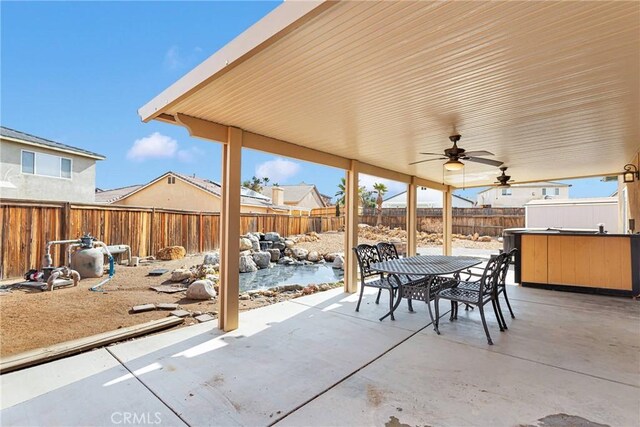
[[375, 242, 422, 312], [353, 244, 399, 320], [434, 254, 504, 345]]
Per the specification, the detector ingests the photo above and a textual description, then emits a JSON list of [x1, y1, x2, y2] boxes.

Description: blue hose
[[89, 255, 115, 292]]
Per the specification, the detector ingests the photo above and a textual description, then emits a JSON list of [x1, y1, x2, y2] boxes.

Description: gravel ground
[[0, 231, 501, 357]]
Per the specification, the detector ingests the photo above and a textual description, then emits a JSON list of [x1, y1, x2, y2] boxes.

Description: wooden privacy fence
[[360, 207, 524, 236], [0, 200, 344, 280]]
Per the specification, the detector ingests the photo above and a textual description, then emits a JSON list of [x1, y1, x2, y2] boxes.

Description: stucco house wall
[[114, 177, 269, 213], [0, 139, 99, 203], [477, 184, 570, 207]]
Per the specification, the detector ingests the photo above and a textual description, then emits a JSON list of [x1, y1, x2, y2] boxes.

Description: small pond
[[239, 264, 344, 292]]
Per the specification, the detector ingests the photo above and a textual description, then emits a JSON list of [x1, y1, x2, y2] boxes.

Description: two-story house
[[0, 126, 105, 203], [476, 181, 570, 207]]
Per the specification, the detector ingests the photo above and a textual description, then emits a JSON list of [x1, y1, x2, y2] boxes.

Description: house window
[[21, 150, 72, 179], [501, 188, 512, 196], [542, 188, 560, 196], [21, 151, 35, 174], [168, 176, 176, 184]]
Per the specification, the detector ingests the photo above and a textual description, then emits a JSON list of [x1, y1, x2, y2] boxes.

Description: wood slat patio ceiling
[[140, 1, 639, 187]]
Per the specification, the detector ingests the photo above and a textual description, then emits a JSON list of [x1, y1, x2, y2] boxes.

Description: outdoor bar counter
[[511, 230, 640, 296]]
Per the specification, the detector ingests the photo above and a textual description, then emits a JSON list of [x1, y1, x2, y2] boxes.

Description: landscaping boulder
[[278, 256, 295, 266], [265, 232, 281, 242], [324, 253, 338, 262], [171, 268, 193, 282], [252, 251, 272, 269], [267, 248, 281, 262], [239, 255, 258, 273], [307, 251, 321, 262], [156, 246, 186, 260], [479, 235, 493, 242], [292, 247, 309, 260], [203, 252, 220, 266], [332, 255, 344, 270], [186, 279, 217, 300], [246, 233, 261, 251], [272, 241, 286, 251], [284, 239, 295, 249], [239, 237, 253, 251]]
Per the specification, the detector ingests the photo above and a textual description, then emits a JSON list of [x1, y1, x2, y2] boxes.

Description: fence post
[[149, 208, 155, 256], [59, 202, 71, 266], [199, 212, 204, 253]]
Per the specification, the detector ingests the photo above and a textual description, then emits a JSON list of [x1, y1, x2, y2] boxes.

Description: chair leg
[[355, 284, 366, 312], [491, 298, 505, 332], [407, 298, 414, 312], [495, 295, 508, 330], [449, 301, 455, 321], [433, 297, 440, 334], [375, 288, 382, 304], [389, 288, 395, 321], [502, 287, 515, 318], [478, 304, 493, 345]]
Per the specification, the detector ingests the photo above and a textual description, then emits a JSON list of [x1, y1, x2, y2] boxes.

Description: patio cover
[[140, 1, 639, 187], [139, 1, 640, 330]]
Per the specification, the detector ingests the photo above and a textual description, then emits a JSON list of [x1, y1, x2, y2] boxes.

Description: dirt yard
[[0, 231, 501, 357]]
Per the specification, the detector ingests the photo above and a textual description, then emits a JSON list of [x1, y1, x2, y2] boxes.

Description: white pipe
[[46, 266, 80, 291], [67, 243, 81, 267], [43, 239, 81, 268]]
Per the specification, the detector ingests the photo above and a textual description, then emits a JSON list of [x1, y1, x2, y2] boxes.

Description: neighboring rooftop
[[260, 183, 326, 206], [0, 126, 106, 160], [96, 171, 289, 210]]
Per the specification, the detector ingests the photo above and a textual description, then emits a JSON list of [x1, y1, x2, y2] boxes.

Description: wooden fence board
[[0, 200, 345, 279]]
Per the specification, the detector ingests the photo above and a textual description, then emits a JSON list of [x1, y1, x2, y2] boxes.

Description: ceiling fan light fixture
[[444, 159, 464, 171], [496, 182, 511, 188]]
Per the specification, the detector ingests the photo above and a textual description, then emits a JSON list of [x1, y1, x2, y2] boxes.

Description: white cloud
[[255, 158, 301, 183], [127, 133, 177, 161], [163, 46, 182, 70], [359, 174, 407, 197]]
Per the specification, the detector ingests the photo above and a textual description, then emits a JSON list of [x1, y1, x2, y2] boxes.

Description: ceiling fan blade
[[466, 157, 504, 167], [418, 152, 445, 156], [463, 150, 494, 157], [409, 158, 446, 165]]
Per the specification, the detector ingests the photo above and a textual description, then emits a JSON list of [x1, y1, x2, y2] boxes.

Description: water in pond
[[239, 264, 344, 292]]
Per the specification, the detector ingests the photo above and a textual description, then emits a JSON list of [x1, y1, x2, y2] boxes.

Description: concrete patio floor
[[1, 281, 638, 426]]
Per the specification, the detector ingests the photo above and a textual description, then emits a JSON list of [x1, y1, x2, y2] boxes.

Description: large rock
[[252, 251, 272, 269], [332, 255, 344, 270], [239, 255, 258, 273], [278, 256, 295, 266], [246, 233, 261, 251], [284, 239, 296, 249], [264, 232, 281, 242], [324, 253, 338, 262], [239, 238, 253, 251], [272, 241, 286, 251], [307, 251, 320, 262], [203, 252, 220, 266], [292, 247, 309, 260], [170, 268, 192, 282], [186, 279, 217, 300], [267, 248, 281, 262], [156, 246, 186, 260]]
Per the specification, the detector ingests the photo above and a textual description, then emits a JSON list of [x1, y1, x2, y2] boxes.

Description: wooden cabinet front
[[521, 234, 632, 291]]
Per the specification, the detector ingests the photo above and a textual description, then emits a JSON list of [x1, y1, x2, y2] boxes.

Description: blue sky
[[1, 1, 617, 202]]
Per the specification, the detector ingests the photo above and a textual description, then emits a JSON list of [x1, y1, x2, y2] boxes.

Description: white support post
[[344, 161, 360, 293], [406, 181, 418, 256], [442, 187, 453, 256], [219, 127, 242, 331]]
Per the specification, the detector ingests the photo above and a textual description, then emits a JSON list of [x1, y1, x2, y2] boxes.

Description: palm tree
[[242, 176, 271, 192], [373, 182, 388, 225], [335, 177, 346, 206]]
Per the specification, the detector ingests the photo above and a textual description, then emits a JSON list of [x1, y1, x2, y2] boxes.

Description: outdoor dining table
[[370, 255, 483, 323]]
